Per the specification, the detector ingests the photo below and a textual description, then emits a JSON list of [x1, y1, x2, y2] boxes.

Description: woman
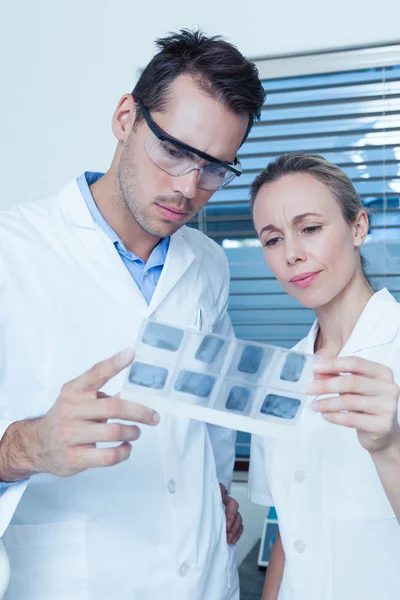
[[249, 153, 400, 600]]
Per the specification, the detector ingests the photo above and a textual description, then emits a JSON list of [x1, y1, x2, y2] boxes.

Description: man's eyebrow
[[258, 212, 324, 237], [156, 122, 227, 163]]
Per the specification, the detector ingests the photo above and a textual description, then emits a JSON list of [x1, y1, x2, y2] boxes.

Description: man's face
[[117, 74, 248, 238]]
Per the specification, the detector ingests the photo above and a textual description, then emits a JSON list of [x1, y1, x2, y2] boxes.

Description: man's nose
[[171, 168, 199, 199]]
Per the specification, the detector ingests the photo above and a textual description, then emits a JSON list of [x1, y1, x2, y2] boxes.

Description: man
[[0, 30, 265, 599]]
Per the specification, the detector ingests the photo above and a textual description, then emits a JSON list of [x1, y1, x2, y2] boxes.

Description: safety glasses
[[136, 98, 242, 191]]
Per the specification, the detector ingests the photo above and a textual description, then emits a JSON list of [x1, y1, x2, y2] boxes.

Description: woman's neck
[[314, 269, 374, 357]]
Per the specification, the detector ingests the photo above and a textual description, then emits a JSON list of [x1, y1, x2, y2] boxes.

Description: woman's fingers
[[319, 410, 389, 433], [307, 374, 394, 398], [311, 393, 394, 415], [313, 356, 393, 382]]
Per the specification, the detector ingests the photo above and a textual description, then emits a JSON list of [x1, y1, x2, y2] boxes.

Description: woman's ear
[[111, 94, 137, 143], [353, 210, 369, 248]]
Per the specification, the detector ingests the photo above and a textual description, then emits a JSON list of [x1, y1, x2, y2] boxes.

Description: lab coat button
[[168, 479, 176, 494], [179, 562, 190, 577], [293, 539, 306, 553], [294, 470, 306, 483]]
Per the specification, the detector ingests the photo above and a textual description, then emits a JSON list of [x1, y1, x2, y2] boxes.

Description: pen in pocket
[[195, 309, 203, 331]]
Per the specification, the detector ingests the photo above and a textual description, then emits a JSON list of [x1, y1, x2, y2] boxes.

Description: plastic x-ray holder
[[121, 319, 317, 438]]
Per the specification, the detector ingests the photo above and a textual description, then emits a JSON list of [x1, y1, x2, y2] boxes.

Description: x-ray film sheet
[[121, 319, 317, 438]]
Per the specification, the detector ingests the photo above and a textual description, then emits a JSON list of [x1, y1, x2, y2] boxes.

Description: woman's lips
[[290, 271, 321, 288]]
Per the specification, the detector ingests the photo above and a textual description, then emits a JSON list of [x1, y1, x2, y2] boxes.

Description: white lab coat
[[0, 543, 9, 599], [250, 289, 400, 600], [0, 179, 239, 600]]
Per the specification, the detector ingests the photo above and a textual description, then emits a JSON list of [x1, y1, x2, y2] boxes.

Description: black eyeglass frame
[[136, 98, 242, 178]]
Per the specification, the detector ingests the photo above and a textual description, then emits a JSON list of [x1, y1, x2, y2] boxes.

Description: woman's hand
[[308, 356, 400, 455]]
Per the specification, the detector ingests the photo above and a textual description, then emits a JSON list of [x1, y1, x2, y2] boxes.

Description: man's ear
[[111, 94, 137, 142]]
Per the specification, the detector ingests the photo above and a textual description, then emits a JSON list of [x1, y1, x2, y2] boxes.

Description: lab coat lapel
[[302, 289, 399, 357], [56, 180, 149, 312], [148, 228, 195, 315], [340, 288, 399, 355]]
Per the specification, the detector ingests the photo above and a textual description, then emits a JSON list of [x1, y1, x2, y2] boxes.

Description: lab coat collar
[[56, 178, 195, 314], [303, 288, 399, 355], [58, 178, 97, 229]]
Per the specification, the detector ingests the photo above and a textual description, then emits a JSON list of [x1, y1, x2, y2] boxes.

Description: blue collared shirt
[[77, 172, 170, 305]]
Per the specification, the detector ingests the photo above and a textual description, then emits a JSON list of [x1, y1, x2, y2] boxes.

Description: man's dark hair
[[132, 29, 266, 143]]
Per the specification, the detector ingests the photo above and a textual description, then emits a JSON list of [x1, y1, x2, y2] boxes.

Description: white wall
[[1, 0, 399, 209]]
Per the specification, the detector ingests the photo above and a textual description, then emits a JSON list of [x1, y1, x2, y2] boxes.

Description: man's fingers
[[76, 395, 160, 426], [225, 497, 239, 527], [67, 422, 141, 445], [68, 442, 133, 470], [224, 496, 241, 544], [68, 348, 135, 394], [230, 524, 244, 545], [228, 512, 243, 542]]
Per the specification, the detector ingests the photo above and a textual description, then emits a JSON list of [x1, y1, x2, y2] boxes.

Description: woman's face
[[252, 172, 367, 309]]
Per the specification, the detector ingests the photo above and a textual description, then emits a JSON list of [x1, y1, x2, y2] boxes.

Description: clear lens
[[197, 168, 236, 191], [144, 132, 239, 191], [145, 136, 191, 174]]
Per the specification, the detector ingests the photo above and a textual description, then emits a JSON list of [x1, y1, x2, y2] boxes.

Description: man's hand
[[219, 483, 244, 545], [0, 348, 160, 481]]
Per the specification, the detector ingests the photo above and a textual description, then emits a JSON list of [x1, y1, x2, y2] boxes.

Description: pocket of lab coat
[[2, 520, 88, 600]]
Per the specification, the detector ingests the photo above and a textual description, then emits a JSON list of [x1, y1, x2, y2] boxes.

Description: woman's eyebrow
[[258, 212, 323, 238], [292, 212, 324, 224], [258, 223, 278, 237]]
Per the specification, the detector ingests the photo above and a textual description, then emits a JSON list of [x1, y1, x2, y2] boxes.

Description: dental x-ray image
[[237, 345, 265, 375], [142, 321, 184, 352], [260, 393, 301, 420], [128, 362, 169, 390], [195, 335, 225, 364], [174, 370, 216, 398], [280, 353, 306, 382], [225, 385, 251, 412]]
